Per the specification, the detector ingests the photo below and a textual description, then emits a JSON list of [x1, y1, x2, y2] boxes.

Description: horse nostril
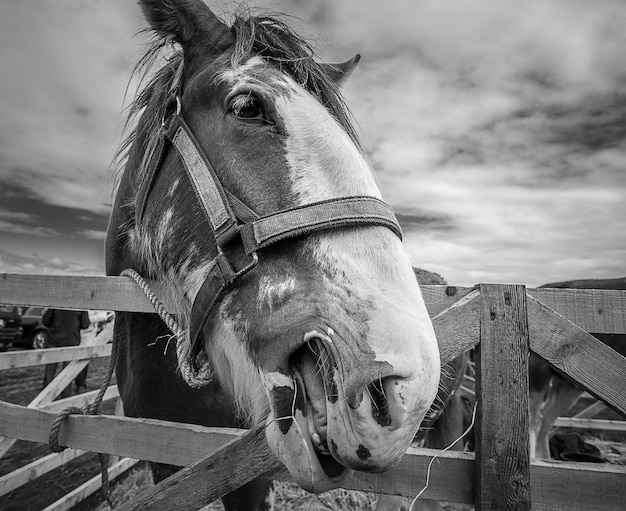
[[368, 379, 392, 427]]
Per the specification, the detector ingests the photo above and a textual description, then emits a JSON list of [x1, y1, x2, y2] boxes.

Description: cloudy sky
[[0, 0, 624, 287]]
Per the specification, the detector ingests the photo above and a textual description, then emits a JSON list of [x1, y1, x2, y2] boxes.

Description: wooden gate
[[1, 274, 625, 510]]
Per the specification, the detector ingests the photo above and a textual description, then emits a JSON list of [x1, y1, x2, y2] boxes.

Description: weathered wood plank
[[529, 459, 626, 511], [0, 345, 111, 370], [420, 284, 475, 316], [0, 401, 247, 467], [476, 284, 531, 511], [572, 400, 607, 419], [41, 386, 119, 413], [348, 452, 626, 511], [0, 449, 87, 497], [432, 289, 480, 363], [347, 448, 474, 504], [529, 287, 626, 334], [528, 295, 626, 417], [553, 417, 626, 432], [28, 326, 112, 409], [41, 457, 139, 511], [0, 274, 476, 316], [0, 273, 163, 313], [117, 424, 276, 511]]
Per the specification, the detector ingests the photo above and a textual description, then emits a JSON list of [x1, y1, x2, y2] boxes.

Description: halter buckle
[[215, 247, 258, 288], [234, 251, 259, 280]]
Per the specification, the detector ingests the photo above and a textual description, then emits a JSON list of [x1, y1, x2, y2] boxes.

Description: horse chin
[[262, 362, 349, 492], [265, 406, 351, 493]]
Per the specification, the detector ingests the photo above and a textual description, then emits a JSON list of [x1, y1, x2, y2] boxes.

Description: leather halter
[[134, 61, 403, 374]]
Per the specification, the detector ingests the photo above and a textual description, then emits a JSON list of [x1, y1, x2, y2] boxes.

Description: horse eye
[[231, 95, 264, 120]]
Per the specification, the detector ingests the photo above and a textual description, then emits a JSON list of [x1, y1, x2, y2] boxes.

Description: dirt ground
[[1, 356, 625, 511]]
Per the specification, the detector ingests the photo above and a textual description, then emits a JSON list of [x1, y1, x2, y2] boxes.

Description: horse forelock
[[114, 11, 360, 196], [227, 13, 360, 145], [112, 9, 365, 279]]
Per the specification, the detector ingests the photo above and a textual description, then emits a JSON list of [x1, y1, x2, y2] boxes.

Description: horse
[[529, 277, 626, 460], [105, 1, 441, 509]]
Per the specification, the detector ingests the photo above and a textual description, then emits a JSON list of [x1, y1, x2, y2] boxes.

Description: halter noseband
[[134, 59, 403, 378]]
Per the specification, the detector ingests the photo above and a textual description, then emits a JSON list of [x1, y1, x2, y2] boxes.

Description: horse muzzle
[[262, 326, 440, 492]]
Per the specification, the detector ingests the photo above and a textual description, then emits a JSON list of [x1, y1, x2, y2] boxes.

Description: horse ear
[[322, 54, 361, 87], [138, 0, 233, 56]]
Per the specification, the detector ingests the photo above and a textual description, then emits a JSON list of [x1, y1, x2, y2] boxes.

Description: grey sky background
[[0, 0, 624, 286]]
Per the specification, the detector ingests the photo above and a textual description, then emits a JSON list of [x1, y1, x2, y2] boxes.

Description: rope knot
[[49, 406, 85, 452], [120, 268, 213, 387]]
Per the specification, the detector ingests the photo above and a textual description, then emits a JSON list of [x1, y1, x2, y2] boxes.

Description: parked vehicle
[[2, 307, 114, 350], [0, 305, 22, 351], [16, 306, 49, 349]]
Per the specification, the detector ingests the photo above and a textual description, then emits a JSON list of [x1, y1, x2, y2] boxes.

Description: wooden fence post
[[476, 284, 531, 510]]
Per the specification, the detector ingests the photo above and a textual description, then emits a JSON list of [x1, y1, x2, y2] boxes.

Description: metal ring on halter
[[233, 251, 258, 280], [216, 245, 259, 285]]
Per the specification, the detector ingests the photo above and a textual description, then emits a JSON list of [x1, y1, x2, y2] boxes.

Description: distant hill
[[539, 277, 626, 290], [413, 267, 447, 285]]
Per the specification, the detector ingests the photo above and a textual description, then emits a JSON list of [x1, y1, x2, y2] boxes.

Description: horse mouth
[[289, 339, 347, 481], [265, 329, 435, 492]]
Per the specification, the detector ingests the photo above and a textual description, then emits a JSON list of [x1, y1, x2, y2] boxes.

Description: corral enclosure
[[0, 273, 625, 510]]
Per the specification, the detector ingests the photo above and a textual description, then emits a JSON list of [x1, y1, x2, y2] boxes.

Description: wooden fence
[[0, 317, 139, 511], [1, 273, 625, 510]]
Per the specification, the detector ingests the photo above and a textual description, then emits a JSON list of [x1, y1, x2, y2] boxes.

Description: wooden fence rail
[[1, 273, 625, 510], [2, 274, 626, 333]]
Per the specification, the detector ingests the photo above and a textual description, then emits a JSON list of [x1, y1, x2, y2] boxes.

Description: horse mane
[[114, 10, 360, 194]]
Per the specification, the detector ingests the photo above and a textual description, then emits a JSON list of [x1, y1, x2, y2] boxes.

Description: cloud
[[0, 181, 109, 241], [0, 0, 623, 286], [0, 220, 60, 238], [0, 247, 101, 276], [0, 0, 140, 215], [80, 229, 107, 241], [311, 0, 626, 285]]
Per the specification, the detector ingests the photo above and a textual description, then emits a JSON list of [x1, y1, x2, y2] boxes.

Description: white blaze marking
[[276, 83, 381, 203], [169, 178, 180, 196], [257, 275, 296, 311], [263, 371, 295, 390], [156, 207, 173, 249], [217, 56, 270, 90]]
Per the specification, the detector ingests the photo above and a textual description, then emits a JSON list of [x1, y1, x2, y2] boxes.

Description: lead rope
[[120, 269, 184, 339], [48, 269, 184, 509], [120, 269, 209, 386], [48, 320, 120, 508]]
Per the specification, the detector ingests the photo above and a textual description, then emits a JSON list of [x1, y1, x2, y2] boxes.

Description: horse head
[[107, 0, 440, 493]]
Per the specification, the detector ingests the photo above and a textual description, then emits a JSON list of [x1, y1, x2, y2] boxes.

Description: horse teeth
[[311, 433, 330, 454]]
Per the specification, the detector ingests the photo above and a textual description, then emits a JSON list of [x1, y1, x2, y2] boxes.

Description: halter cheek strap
[[135, 109, 403, 383]]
